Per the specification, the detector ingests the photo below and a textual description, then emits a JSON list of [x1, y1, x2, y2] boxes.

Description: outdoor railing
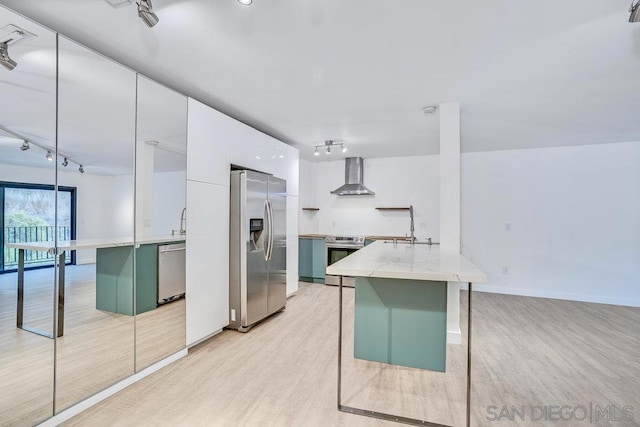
[[2, 226, 71, 270]]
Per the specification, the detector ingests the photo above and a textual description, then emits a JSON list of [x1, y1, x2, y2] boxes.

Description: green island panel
[[96, 246, 134, 315], [354, 276, 447, 372]]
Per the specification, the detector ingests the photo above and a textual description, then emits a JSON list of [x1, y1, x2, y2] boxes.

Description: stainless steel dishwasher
[[157, 242, 186, 305]]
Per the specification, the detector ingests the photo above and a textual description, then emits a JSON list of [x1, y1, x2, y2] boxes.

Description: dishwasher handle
[[159, 247, 185, 253]]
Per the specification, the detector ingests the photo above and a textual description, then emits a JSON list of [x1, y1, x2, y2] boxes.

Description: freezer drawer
[[158, 243, 186, 304]]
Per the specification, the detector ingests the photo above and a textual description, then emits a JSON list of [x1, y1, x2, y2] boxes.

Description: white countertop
[[325, 240, 487, 283], [7, 235, 186, 253]]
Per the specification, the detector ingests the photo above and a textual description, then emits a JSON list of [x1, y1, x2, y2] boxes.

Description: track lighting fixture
[[0, 42, 17, 71], [631, 0, 640, 22], [313, 140, 347, 156], [1, 124, 86, 174], [138, 0, 159, 27]]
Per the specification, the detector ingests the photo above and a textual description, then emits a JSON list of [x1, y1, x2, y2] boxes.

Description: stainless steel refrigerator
[[229, 170, 287, 332]]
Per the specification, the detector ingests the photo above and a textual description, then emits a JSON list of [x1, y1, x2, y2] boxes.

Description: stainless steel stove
[[324, 235, 365, 287]]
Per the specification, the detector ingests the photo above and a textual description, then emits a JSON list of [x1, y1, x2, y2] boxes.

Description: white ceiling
[[1, 0, 639, 162]]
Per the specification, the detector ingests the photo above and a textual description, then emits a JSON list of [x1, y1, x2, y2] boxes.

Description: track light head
[[138, 0, 159, 27], [326, 146, 331, 155], [46, 151, 53, 162], [238, 0, 253, 4], [0, 42, 17, 71], [79, 165, 85, 174], [631, 0, 640, 22], [314, 147, 319, 156], [20, 141, 29, 151], [62, 157, 69, 167]]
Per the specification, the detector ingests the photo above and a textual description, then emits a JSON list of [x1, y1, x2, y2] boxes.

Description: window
[[0, 182, 76, 273]]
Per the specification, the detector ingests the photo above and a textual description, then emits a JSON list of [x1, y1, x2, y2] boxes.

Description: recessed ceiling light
[[238, 0, 253, 5]]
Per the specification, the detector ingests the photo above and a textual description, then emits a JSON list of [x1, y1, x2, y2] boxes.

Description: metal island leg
[[15, 247, 64, 339]]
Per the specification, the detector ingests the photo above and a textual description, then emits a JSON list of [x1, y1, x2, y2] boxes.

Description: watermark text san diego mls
[[486, 404, 635, 423]]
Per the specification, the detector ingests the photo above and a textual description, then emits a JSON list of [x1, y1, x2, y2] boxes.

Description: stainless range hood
[[330, 157, 375, 196]]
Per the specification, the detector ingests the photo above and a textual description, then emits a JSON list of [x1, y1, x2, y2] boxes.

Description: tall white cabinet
[[186, 99, 299, 346]]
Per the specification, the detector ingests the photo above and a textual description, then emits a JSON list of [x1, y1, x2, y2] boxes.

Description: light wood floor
[[61, 282, 640, 427], [0, 264, 185, 427]]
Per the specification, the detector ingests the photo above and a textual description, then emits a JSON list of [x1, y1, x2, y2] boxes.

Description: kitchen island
[[326, 239, 486, 426], [8, 235, 185, 338]]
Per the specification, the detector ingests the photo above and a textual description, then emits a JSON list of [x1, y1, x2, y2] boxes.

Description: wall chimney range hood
[[331, 157, 375, 196]]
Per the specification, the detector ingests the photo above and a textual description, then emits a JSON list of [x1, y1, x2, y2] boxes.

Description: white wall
[[300, 155, 440, 240], [299, 159, 319, 234], [108, 174, 134, 239], [462, 141, 640, 307], [0, 163, 134, 264], [152, 171, 187, 236]]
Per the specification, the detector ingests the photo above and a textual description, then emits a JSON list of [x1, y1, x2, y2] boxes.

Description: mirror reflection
[[134, 75, 187, 371], [0, 6, 57, 425], [55, 36, 136, 412]]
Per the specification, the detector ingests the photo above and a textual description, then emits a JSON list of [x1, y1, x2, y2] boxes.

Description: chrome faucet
[[179, 207, 187, 235], [409, 205, 415, 244]]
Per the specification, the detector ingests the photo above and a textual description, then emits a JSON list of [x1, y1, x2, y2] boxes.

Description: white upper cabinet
[[186, 99, 231, 187]]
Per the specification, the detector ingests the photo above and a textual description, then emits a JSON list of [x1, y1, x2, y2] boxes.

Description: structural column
[[135, 140, 156, 239], [439, 102, 462, 344]]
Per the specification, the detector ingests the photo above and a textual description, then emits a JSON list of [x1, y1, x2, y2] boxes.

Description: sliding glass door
[[0, 182, 76, 273]]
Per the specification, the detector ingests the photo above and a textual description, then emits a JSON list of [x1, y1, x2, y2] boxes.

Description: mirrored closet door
[[134, 75, 187, 371], [55, 35, 136, 412], [0, 6, 57, 424]]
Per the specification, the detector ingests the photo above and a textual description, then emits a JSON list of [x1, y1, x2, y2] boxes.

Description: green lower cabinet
[[135, 243, 160, 315], [96, 246, 134, 315], [354, 277, 447, 372], [299, 237, 313, 280], [299, 237, 325, 283], [96, 241, 183, 316]]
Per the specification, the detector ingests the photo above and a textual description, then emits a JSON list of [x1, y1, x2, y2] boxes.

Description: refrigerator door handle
[[267, 199, 274, 261], [263, 199, 270, 262]]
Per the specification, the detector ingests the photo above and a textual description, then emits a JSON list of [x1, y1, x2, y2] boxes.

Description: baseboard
[[472, 284, 640, 308], [447, 330, 461, 345], [187, 328, 223, 348], [299, 276, 325, 284], [37, 348, 188, 427]]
